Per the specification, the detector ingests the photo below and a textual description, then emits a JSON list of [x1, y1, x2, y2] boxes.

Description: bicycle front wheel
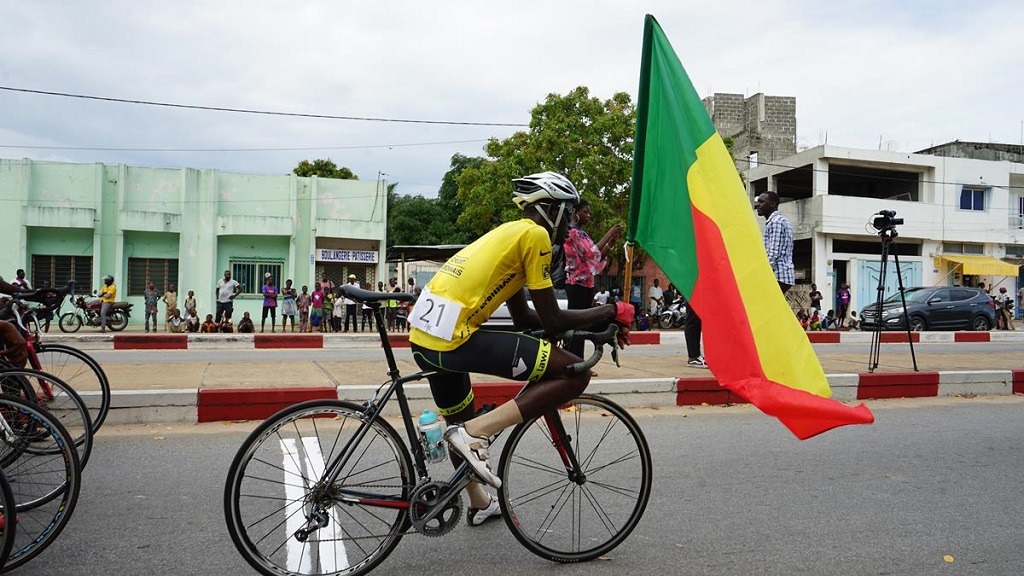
[[498, 394, 652, 563], [225, 399, 414, 576], [33, 343, 111, 432], [0, 368, 94, 469]]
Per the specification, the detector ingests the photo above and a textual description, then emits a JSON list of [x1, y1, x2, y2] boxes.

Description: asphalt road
[[18, 396, 1024, 576]]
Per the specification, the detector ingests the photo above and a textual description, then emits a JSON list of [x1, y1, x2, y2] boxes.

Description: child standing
[[297, 285, 311, 333], [280, 279, 297, 332], [183, 290, 197, 319], [323, 290, 336, 333], [310, 283, 325, 332]]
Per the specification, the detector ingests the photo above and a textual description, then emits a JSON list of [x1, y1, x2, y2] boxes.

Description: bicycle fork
[[544, 410, 586, 484]]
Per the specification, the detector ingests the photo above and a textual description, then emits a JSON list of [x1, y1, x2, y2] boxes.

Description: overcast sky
[[2, 1, 1021, 197]]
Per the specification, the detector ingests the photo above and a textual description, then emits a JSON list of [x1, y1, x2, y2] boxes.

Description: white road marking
[[281, 438, 311, 573], [302, 436, 350, 572]]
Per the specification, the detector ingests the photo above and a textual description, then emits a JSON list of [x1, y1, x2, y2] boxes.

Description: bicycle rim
[[225, 399, 413, 576], [498, 394, 652, 563], [33, 343, 111, 432], [0, 369, 94, 469], [0, 393, 81, 570], [0, 470, 15, 572]]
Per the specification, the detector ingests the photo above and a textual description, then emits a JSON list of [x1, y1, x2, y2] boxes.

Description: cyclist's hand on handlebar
[[612, 302, 634, 349]]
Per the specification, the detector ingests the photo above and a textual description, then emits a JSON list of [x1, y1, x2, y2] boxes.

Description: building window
[[31, 255, 93, 293], [230, 259, 284, 297], [942, 242, 984, 255], [127, 258, 179, 296], [1004, 244, 1024, 258], [958, 187, 986, 211]]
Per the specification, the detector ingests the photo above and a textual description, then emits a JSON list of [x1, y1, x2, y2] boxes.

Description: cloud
[[1, 1, 1021, 198]]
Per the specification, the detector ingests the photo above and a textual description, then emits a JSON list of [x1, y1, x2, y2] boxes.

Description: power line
[[0, 85, 529, 127], [0, 138, 490, 153]]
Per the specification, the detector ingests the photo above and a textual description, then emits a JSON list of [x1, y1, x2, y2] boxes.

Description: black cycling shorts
[[411, 330, 552, 418]]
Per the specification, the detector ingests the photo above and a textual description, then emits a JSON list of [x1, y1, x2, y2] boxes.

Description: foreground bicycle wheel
[[225, 400, 413, 576], [33, 343, 111, 432], [0, 369, 94, 469], [0, 394, 82, 571], [498, 394, 652, 563], [0, 470, 16, 572]]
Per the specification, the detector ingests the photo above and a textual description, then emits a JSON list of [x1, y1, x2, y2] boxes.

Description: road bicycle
[[0, 470, 15, 573], [6, 286, 112, 433], [225, 285, 652, 576]]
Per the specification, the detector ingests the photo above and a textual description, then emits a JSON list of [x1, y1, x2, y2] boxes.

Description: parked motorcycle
[[658, 297, 687, 329], [59, 292, 133, 332]]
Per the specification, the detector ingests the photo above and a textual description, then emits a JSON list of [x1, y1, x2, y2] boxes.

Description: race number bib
[[408, 286, 462, 341]]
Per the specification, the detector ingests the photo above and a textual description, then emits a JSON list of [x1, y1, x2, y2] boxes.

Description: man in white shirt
[[11, 269, 31, 290], [343, 274, 360, 332], [593, 286, 610, 306], [648, 278, 664, 314], [215, 270, 242, 323]]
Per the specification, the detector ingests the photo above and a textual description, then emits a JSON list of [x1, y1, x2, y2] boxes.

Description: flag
[[628, 15, 874, 439]]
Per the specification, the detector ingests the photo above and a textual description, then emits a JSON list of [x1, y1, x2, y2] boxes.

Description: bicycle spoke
[[509, 453, 568, 476]]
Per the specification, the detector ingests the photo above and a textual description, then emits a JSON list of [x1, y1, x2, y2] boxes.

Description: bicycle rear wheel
[[0, 393, 82, 571], [225, 399, 413, 576], [498, 394, 652, 563], [33, 343, 111, 432]]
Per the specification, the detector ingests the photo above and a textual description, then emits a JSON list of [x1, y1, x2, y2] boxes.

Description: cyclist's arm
[[529, 286, 615, 334], [0, 278, 19, 296], [507, 289, 542, 330]]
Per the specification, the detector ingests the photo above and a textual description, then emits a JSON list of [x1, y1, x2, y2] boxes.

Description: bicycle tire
[[33, 343, 111, 432], [57, 313, 81, 334], [225, 399, 413, 576], [0, 470, 16, 572], [0, 368, 94, 469], [497, 394, 652, 563], [0, 393, 82, 571]]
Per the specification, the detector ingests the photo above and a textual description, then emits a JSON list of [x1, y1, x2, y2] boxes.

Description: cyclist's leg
[[418, 368, 491, 509], [411, 331, 589, 439]]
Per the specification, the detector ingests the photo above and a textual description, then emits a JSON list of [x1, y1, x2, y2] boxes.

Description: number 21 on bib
[[409, 286, 461, 341]]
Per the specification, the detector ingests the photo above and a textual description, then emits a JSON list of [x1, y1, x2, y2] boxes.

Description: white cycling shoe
[[466, 495, 502, 527], [444, 425, 502, 489]]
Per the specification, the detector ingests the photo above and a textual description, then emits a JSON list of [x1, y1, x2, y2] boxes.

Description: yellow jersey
[[409, 219, 554, 351], [100, 284, 117, 303]]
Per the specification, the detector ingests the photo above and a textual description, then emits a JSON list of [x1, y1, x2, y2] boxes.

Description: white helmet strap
[[534, 202, 569, 243]]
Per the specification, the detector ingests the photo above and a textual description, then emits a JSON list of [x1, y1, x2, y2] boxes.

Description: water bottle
[[418, 410, 448, 463]]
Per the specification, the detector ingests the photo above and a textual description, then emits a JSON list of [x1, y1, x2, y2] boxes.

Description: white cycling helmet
[[512, 171, 580, 241], [512, 171, 580, 209]]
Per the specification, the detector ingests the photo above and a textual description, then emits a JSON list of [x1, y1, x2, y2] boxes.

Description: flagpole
[[622, 242, 634, 308]]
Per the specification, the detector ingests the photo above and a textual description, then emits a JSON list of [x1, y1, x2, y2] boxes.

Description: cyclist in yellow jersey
[[409, 171, 633, 526]]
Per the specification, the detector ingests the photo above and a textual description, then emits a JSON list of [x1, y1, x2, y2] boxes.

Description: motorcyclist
[[99, 275, 117, 332]]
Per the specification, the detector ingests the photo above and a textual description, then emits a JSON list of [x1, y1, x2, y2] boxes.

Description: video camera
[[871, 210, 904, 231]]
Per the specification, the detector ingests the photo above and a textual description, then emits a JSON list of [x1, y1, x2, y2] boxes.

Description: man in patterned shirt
[[755, 191, 795, 293]]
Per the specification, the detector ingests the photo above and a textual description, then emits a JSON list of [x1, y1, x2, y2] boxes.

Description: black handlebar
[[338, 285, 415, 304], [535, 323, 621, 375]]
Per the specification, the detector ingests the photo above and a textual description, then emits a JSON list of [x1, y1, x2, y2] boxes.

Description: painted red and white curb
[[105, 369, 1024, 425], [39, 329, 1024, 351]]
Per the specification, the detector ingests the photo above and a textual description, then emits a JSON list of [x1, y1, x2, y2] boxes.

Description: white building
[[744, 145, 1024, 313]]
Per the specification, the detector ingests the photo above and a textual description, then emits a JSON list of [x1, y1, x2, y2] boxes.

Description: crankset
[[409, 481, 463, 537]]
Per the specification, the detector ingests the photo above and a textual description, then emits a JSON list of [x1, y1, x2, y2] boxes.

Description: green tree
[[436, 153, 485, 244], [455, 87, 635, 256], [387, 187, 451, 247], [293, 158, 359, 179]]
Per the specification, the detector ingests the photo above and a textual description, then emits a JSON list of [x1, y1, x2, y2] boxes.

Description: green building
[[0, 158, 388, 327]]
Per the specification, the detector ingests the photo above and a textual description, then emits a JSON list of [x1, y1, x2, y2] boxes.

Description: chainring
[[409, 481, 463, 537]]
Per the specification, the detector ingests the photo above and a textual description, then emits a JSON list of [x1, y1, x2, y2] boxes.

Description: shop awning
[[941, 254, 1021, 276]]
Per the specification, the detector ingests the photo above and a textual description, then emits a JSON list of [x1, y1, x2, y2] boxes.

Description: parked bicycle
[[224, 286, 652, 576]]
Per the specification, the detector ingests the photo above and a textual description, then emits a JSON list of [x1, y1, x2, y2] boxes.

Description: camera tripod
[[868, 226, 919, 372]]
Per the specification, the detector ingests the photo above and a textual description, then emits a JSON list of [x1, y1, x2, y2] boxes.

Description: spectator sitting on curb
[[201, 314, 218, 333], [797, 309, 810, 331], [823, 309, 838, 330], [167, 309, 187, 333], [185, 309, 200, 333], [237, 311, 255, 334], [847, 310, 860, 330], [809, 309, 822, 331], [220, 318, 234, 333]]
